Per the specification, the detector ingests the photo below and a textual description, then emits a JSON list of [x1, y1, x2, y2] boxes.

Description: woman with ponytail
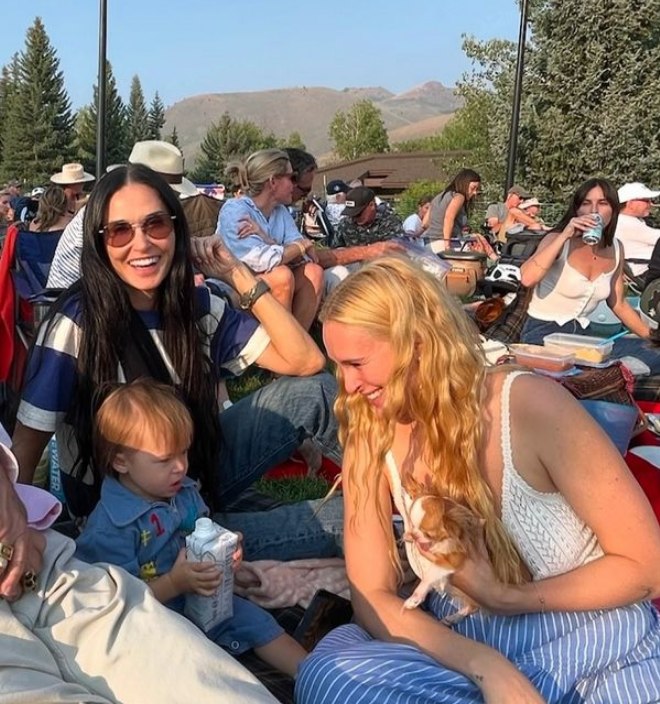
[[296, 256, 660, 704], [219, 148, 324, 330]]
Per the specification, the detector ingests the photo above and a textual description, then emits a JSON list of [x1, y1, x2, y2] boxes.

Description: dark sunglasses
[[100, 211, 176, 248]]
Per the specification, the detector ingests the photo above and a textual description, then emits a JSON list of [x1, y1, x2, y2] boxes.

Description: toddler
[[76, 379, 307, 678]]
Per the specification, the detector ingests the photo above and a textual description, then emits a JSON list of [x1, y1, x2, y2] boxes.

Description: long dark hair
[[441, 168, 481, 215], [37, 164, 221, 505], [552, 177, 619, 248]]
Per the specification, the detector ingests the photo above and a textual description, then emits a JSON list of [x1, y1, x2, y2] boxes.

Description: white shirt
[[402, 213, 423, 237], [615, 213, 660, 276]]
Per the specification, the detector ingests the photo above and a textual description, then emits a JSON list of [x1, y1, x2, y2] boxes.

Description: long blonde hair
[[320, 257, 524, 584]]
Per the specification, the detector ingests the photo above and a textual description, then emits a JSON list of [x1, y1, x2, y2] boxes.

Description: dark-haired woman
[[424, 168, 496, 260], [520, 178, 660, 372], [11, 164, 341, 529]]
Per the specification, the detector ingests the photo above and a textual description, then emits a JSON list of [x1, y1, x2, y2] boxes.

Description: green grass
[[254, 475, 331, 503]]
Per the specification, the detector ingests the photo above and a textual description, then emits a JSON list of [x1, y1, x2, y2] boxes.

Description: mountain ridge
[[163, 81, 462, 166]]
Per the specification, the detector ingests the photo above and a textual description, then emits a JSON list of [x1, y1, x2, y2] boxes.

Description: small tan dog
[[402, 494, 484, 624]]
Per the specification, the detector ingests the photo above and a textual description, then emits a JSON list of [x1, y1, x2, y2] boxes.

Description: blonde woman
[[295, 257, 660, 704], [219, 148, 323, 330]]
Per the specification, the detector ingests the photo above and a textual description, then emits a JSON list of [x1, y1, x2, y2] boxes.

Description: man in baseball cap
[[485, 184, 535, 240], [615, 182, 660, 278]]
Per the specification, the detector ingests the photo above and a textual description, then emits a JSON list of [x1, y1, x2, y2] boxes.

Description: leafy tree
[[0, 55, 20, 165], [190, 112, 277, 183], [279, 131, 306, 150], [126, 75, 150, 146], [1, 18, 75, 184], [74, 61, 128, 174], [518, 0, 660, 198], [147, 92, 165, 140], [166, 125, 180, 149], [395, 180, 443, 220], [328, 99, 389, 161]]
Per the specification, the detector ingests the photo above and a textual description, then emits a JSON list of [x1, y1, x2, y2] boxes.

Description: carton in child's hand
[[184, 517, 238, 632]]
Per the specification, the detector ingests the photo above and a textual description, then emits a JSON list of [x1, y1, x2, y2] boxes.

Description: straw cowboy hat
[[50, 163, 95, 185], [128, 140, 198, 199]]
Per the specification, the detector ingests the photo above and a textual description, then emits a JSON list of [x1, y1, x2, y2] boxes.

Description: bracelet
[[296, 240, 307, 257], [237, 279, 271, 310], [532, 581, 546, 614]]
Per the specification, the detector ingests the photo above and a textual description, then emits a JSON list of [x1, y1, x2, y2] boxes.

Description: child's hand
[[169, 548, 222, 597], [232, 531, 243, 573]]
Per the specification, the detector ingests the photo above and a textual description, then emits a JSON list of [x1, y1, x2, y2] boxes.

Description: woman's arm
[[12, 422, 52, 485], [520, 215, 603, 287], [460, 375, 660, 614], [191, 237, 324, 376], [343, 450, 543, 701], [442, 194, 464, 245], [519, 231, 570, 287], [608, 244, 650, 338]]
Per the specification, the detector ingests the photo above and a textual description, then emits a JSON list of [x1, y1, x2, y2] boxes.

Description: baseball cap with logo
[[343, 186, 375, 217], [617, 182, 660, 203], [326, 179, 350, 196]]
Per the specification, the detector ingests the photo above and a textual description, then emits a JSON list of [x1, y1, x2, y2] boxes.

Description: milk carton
[[184, 517, 238, 632]]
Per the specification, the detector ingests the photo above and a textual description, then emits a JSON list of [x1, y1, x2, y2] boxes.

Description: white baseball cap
[[617, 182, 660, 203]]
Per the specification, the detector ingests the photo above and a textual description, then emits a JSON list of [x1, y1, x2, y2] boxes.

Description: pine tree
[[147, 92, 165, 140], [1, 18, 75, 184], [166, 125, 180, 148], [189, 112, 277, 183], [0, 55, 20, 168], [126, 75, 149, 146], [74, 61, 128, 174]]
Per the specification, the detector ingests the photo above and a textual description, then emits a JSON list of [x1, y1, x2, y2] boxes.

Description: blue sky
[[1, 1, 521, 109]]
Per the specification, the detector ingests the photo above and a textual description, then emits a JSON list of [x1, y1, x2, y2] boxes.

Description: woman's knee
[[262, 266, 294, 303]]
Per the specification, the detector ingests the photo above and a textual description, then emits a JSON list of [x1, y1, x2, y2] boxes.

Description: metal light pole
[[95, 0, 108, 179], [504, 0, 530, 198]]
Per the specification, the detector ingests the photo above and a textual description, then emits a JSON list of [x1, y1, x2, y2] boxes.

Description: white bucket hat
[[50, 163, 95, 185], [128, 140, 198, 199]]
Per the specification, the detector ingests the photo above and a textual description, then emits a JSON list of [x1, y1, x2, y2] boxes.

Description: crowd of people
[[1, 139, 660, 704]]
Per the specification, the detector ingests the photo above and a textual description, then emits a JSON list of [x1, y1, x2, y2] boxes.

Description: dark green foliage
[[518, 0, 660, 198], [74, 62, 128, 174], [189, 112, 277, 183], [328, 99, 389, 161], [126, 75, 150, 146], [395, 180, 443, 220], [0, 18, 75, 185], [166, 125, 180, 149], [147, 92, 165, 140]]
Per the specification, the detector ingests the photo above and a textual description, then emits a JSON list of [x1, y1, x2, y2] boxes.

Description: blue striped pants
[[295, 593, 660, 703]]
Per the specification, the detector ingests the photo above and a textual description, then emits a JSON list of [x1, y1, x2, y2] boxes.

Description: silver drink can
[[582, 213, 603, 245]]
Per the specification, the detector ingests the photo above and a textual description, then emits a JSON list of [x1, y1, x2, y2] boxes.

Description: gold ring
[[0, 542, 14, 561], [0, 556, 8, 571], [21, 571, 38, 592]]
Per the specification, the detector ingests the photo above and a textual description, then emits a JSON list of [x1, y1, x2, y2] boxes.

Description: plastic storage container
[[510, 344, 575, 373], [543, 333, 613, 364]]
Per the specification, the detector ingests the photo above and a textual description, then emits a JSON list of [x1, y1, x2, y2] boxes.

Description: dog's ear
[[445, 503, 484, 542]]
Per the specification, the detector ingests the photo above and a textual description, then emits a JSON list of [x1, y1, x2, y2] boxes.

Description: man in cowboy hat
[[47, 142, 207, 289], [50, 163, 95, 215]]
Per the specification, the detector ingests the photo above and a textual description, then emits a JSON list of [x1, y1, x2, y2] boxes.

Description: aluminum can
[[582, 213, 603, 245]]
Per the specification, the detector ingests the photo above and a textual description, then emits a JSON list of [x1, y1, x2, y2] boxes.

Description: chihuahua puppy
[[402, 494, 484, 624]]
